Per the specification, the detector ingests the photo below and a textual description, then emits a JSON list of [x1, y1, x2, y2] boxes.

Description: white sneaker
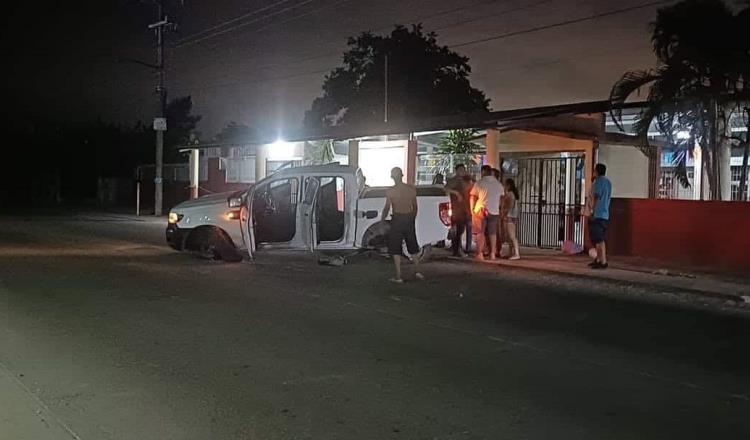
[[509, 255, 521, 261]]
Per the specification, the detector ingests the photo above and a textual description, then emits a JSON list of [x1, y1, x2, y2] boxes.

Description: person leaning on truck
[[445, 164, 472, 257], [382, 167, 425, 283]]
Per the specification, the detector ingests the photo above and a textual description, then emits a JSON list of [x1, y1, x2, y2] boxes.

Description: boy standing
[[589, 163, 612, 269]]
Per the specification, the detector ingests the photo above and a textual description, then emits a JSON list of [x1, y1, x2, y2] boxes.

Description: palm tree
[[304, 140, 335, 165], [609, 0, 749, 199], [735, 107, 750, 201], [437, 129, 485, 175], [732, 3, 750, 200]]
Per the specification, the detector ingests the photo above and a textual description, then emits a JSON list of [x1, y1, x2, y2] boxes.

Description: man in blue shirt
[[589, 163, 612, 269]]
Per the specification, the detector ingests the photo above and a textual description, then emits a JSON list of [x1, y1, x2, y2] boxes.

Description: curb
[[443, 255, 748, 303]]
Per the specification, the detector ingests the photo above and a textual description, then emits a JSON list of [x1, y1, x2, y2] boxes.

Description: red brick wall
[[608, 198, 750, 270]]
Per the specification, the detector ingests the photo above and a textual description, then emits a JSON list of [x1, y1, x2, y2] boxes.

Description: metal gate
[[503, 155, 585, 249]]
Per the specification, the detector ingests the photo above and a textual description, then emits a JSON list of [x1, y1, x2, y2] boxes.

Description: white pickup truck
[[166, 164, 450, 261]]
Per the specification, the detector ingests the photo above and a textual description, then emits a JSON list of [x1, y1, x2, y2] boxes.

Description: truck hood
[[173, 191, 236, 210]]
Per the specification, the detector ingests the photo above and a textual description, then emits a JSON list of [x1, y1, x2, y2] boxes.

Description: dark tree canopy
[[304, 25, 490, 129], [164, 95, 202, 162], [215, 121, 256, 144]]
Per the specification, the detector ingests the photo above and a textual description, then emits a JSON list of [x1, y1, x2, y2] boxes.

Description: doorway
[[502, 155, 585, 249]]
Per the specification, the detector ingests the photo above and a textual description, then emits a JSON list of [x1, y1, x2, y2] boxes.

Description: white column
[[719, 141, 732, 200], [189, 148, 200, 199], [485, 128, 500, 168], [406, 139, 417, 185], [348, 140, 360, 168], [693, 145, 702, 200], [255, 144, 269, 182]]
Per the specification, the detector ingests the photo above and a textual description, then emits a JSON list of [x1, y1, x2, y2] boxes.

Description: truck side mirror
[[362, 210, 378, 219]]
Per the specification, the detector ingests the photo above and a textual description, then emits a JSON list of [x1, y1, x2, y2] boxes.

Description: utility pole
[[149, 0, 171, 216], [384, 54, 389, 124]]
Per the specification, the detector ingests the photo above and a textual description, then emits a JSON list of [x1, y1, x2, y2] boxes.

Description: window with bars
[[199, 159, 208, 182], [658, 167, 695, 200], [730, 166, 750, 201], [225, 157, 256, 183]]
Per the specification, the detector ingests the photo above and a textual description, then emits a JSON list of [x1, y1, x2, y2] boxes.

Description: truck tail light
[[439, 202, 451, 227]]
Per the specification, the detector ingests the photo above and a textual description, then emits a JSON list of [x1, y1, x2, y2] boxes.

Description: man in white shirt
[[470, 165, 504, 261]]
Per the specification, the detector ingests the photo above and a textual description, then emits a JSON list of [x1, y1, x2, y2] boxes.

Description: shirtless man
[[381, 167, 424, 283]]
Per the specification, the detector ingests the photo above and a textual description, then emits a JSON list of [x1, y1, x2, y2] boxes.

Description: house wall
[[597, 144, 650, 198], [201, 158, 249, 196], [137, 158, 249, 214], [495, 129, 596, 181], [608, 198, 750, 270], [138, 180, 189, 214]]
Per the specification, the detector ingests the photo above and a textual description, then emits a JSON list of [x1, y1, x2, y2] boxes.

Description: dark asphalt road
[[1, 214, 749, 439]]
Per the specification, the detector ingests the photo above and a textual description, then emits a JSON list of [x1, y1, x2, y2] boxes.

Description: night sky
[[3, 0, 669, 136]]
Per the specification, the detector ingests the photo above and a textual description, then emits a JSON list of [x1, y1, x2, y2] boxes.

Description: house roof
[[177, 100, 647, 150]]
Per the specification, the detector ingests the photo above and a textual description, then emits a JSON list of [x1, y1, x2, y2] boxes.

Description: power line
[[195, 0, 355, 49], [174, 0, 318, 47], [175, 0, 300, 43], [166, 0, 357, 84], [171, 68, 332, 95], [434, 0, 556, 32], [172, 0, 557, 88], [254, 0, 558, 74], [166, 1, 670, 110], [450, 0, 674, 49], [471, 44, 648, 79], [170, 42, 648, 96], [241, 0, 353, 40]]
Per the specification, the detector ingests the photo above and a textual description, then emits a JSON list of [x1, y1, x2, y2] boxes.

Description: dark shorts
[[473, 212, 499, 236], [589, 218, 609, 244], [388, 213, 420, 256]]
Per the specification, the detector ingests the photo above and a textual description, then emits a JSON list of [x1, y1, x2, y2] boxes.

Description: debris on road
[[318, 255, 347, 266]]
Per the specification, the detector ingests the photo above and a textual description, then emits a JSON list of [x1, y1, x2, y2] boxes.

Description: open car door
[[240, 188, 256, 259], [301, 177, 320, 251]]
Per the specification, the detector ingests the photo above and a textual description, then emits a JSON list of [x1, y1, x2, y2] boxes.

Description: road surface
[[1, 213, 749, 439]]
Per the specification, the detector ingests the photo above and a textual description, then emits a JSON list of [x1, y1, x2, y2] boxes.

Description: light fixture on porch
[[268, 140, 296, 160]]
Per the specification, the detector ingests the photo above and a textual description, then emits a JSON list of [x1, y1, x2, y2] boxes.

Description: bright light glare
[[268, 140, 296, 160], [359, 144, 405, 186]]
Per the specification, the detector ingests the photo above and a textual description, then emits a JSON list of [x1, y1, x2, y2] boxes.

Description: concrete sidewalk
[[0, 363, 78, 440], [449, 248, 750, 302]]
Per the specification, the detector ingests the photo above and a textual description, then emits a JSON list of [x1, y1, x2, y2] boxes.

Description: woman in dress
[[502, 178, 521, 260]]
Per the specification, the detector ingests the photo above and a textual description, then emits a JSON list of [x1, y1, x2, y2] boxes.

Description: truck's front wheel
[[188, 227, 242, 263]]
